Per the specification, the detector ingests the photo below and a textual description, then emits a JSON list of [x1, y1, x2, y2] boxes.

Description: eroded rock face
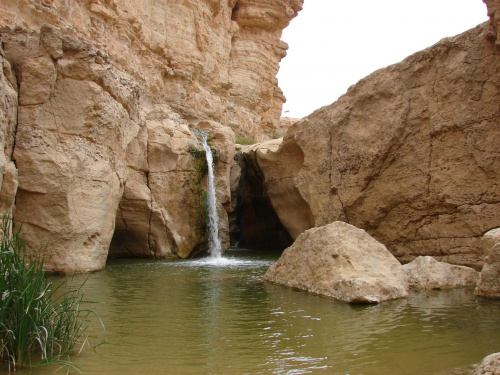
[[264, 222, 409, 303], [0, 0, 302, 140], [403, 256, 479, 290], [475, 243, 500, 298], [250, 23, 500, 270], [0, 47, 18, 217], [230, 140, 293, 249], [471, 352, 500, 375], [0, 0, 301, 272], [2, 27, 139, 272], [0, 26, 236, 272]]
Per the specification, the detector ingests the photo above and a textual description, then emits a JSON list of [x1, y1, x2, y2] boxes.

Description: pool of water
[[17, 248, 500, 374]]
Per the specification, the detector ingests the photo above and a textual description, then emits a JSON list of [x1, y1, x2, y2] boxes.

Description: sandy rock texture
[[0, 46, 17, 217], [0, 0, 301, 272], [471, 352, 500, 375], [0, 26, 235, 272], [246, 22, 500, 270], [0, 0, 301, 141], [403, 256, 479, 290], [475, 227, 500, 298], [475, 243, 500, 298], [264, 222, 409, 303]]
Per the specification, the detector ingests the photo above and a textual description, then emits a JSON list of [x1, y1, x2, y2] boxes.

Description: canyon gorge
[[0, 0, 499, 305]]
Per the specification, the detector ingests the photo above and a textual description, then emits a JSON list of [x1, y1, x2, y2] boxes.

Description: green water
[[16, 248, 500, 374]]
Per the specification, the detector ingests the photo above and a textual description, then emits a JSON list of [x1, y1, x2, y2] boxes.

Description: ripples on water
[[23, 248, 500, 375]]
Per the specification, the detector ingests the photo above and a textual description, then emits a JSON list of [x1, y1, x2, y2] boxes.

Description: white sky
[[277, 0, 489, 118]]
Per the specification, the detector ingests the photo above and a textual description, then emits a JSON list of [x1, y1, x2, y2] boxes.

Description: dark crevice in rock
[[230, 151, 293, 250]]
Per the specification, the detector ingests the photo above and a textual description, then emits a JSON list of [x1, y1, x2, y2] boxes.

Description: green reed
[[0, 215, 98, 372]]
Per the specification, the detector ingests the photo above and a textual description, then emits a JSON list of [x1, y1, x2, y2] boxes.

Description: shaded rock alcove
[[229, 149, 293, 250]]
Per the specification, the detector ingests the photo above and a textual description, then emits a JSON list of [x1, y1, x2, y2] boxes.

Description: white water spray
[[196, 130, 222, 258]]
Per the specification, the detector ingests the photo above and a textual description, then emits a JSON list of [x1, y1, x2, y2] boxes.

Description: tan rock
[[248, 23, 500, 270], [470, 352, 500, 375], [1, 27, 138, 272], [18, 56, 56, 106], [0, 0, 302, 140], [481, 228, 500, 254], [0, 0, 294, 271], [0, 47, 18, 217], [475, 243, 500, 298], [264, 222, 409, 303], [110, 110, 235, 260], [484, 0, 500, 45], [403, 256, 479, 290]]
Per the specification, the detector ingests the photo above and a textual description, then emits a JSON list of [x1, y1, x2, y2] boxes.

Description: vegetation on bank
[[0, 214, 100, 372]]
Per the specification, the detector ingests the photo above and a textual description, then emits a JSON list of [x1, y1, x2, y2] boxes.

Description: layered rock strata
[[245, 22, 500, 270], [0, 0, 301, 272], [0, 0, 302, 141], [264, 222, 409, 304]]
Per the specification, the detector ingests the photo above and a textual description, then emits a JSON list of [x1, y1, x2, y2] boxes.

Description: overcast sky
[[277, 0, 489, 118]]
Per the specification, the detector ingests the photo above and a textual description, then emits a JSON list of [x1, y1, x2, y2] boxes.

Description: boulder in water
[[264, 221, 408, 303], [403, 256, 479, 290], [475, 243, 500, 299]]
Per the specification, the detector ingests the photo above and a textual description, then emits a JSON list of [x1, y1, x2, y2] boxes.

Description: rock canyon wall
[[242, 19, 500, 270], [0, 0, 302, 272]]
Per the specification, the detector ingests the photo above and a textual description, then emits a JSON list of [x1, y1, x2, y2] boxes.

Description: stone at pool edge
[[403, 256, 479, 290], [475, 242, 500, 299], [470, 352, 500, 375], [264, 221, 409, 304]]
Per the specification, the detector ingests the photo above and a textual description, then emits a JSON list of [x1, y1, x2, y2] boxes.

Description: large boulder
[[481, 228, 500, 255], [264, 221, 409, 303], [403, 256, 479, 290], [246, 22, 500, 270], [475, 243, 500, 298], [470, 352, 500, 375]]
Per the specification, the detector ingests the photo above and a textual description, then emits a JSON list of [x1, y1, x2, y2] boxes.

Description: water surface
[[23, 248, 500, 374]]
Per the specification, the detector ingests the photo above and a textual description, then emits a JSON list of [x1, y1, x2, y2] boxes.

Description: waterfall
[[196, 130, 222, 258]]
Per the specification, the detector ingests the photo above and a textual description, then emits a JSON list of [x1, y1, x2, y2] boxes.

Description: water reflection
[[17, 248, 500, 375]]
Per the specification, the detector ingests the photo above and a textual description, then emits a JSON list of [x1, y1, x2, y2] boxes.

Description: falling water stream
[[8, 132, 499, 374], [196, 129, 222, 258]]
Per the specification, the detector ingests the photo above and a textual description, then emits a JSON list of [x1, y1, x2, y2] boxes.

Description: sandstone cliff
[[241, 21, 500, 270], [0, 1, 302, 272], [0, 0, 301, 141]]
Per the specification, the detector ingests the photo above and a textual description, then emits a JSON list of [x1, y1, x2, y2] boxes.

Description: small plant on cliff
[[0, 214, 98, 372], [235, 137, 256, 145]]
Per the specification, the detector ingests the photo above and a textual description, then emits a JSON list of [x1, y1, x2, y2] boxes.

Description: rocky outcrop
[[475, 243, 500, 298], [0, 0, 300, 272], [0, 26, 235, 272], [264, 222, 409, 303], [229, 139, 293, 249], [470, 352, 500, 375], [0, 0, 302, 141], [246, 22, 500, 270], [0, 46, 17, 217], [403, 256, 479, 290], [484, 0, 500, 45], [475, 227, 500, 298]]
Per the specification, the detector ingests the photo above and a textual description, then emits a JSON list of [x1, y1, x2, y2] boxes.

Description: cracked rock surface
[[247, 23, 500, 270]]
